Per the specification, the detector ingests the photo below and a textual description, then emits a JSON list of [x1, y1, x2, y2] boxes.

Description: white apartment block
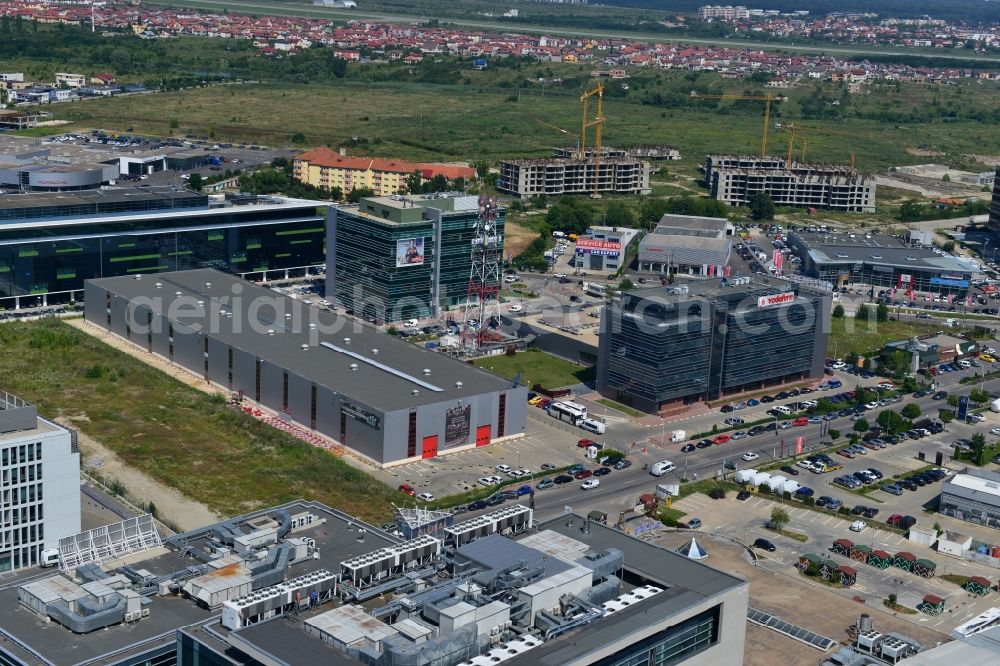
[[0, 72, 24, 83], [0, 392, 80, 572], [54, 73, 86, 89], [705, 155, 876, 213], [698, 5, 751, 20]]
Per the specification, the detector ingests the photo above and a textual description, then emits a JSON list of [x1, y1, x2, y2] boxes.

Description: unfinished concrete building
[[705, 155, 875, 213], [499, 148, 651, 199]]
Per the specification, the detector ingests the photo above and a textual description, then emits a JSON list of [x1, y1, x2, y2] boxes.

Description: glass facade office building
[[0, 188, 326, 309], [328, 194, 503, 323], [598, 281, 829, 413]]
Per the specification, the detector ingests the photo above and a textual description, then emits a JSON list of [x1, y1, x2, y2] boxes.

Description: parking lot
[[671, 491, 1000, 632]]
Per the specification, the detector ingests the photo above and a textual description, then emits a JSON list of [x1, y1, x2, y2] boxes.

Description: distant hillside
[[597, 0, 999, 24]]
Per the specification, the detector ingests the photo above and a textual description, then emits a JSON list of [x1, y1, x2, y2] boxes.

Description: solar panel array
[[746, 606, 836, 652]]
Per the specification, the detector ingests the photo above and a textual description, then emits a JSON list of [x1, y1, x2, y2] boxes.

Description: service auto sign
[[757, 292, 795, 308], [576, 238, 621, 257]]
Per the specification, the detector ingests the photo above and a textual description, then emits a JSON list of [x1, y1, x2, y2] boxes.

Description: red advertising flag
[[724, 265, 732, 278], [795, 436, 804, 456]]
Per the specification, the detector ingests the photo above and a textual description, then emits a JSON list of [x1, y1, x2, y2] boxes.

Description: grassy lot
[[827, 316, 949, 358], [473, 349, 595, 388], [0, 319, 400, 521], [43, 77, 1000, 173], [596, 398, 645, 417]]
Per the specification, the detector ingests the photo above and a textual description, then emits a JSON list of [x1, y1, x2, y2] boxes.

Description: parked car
[[417, 492, 435, 502], [574, 469, 593, 480], [683, 518, 703, 529], [881, 484, 903, 496], [850, 520, 867, 532], [752, 538, 776, 552], [553, 474, 574, 484], [614, 459, 633, 470], [681, 443, 696, 453], [399, 483, 416, 496], [536, 478, 554, 490], [780, 465, 799, 476], [593, 467, 611, 477], [467, 499, 488, 511]]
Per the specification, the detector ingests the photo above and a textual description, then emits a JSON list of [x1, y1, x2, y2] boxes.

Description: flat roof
[[0, 500, 397, 666], [944, 470, 1000, 500], [791, 231, 974, 274], [505, 516, 746, 664], [0, 415, 60, 444], [652, 213, 728, 236], [89, 269, 510, 412], [625, 274, 797, 304], [0, 186, 202, 212]]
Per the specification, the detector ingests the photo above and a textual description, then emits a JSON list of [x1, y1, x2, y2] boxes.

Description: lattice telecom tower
[[462, 195, 501, 350]]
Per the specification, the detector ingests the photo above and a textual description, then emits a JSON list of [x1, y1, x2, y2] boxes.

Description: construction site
[[688, 93, 876, 213], [498, 83, 653, 199]]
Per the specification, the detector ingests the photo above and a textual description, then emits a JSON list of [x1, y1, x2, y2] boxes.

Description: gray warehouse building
[[597, 276, 830, 414], [84, 269, 526, 466], [637, 214, 732, 276]]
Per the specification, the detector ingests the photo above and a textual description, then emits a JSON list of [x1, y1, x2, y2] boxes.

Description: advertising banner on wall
[[396, 238, 425, 267], [576, 239, 621, 257], [443, 404, 471, 449]]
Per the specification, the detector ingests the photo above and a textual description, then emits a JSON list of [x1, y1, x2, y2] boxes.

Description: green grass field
[[473, 349, 595, 388], [43, 76, 1000, 174], [826, 316, 950, 358], [0, 319, 399, 521]]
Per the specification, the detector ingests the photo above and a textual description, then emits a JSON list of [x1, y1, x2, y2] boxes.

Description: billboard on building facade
[[396, 238, 425, 267], [443, 404, 471, 449]]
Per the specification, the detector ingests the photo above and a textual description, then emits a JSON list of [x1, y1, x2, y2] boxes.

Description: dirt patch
[[906, 148, 945, 157], [504, 218, 541, 258], [651, 531, 950, 664], [964, 154, 1000, 168], [62, 416, 222, 532]]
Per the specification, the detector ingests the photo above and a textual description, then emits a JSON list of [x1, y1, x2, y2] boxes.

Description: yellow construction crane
[[581, 82, 605, 198], [689, 91, 780, 157], [776, 122, 858, 168]]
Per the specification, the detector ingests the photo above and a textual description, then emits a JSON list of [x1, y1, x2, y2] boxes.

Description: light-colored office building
[[0, 392, 80, 572]]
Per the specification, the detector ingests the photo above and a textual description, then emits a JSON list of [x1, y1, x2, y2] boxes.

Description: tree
[[970, 388, 990, 404], [618, 277, 634, 291], [473, 161, 491, 181], [942, 241, 956, 253], [876, 302, 889, 323], [901, 403, 921, 419], [347, 186, 375, 203], [971, 433, 987, 466], [832, 303, 845, 318], [639, 197, 670, 229], [886, 350, 911, 377], [855, 305, 871, 321], [291, 131, 306, 144], [769, 506, 790, 533], [187, 173, 204, 192], [330, 57, 348, 79], [829, 428, 841, 441], [749, 191, 775, 221], [853, 417, 870, 433], [604, 200, 636, 228], [946, 394, 960, 408]]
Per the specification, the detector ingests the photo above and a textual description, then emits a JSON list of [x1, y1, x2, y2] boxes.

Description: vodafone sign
[[757, 292, 795, 308]]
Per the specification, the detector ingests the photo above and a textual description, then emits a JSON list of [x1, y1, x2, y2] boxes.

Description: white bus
[[550, 401, 588, 426]]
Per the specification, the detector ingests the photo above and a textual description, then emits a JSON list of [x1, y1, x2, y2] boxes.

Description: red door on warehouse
[[476, 425, 491, 447], [421, 435, 438, 459]]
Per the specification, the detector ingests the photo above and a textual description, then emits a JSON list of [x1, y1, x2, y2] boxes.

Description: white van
[[773, 405, 792, 415], [650, 460, 676, 477], [580, 418, 606, 435], [40, 549, 60, 567], [957, 359, 971, 369]]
